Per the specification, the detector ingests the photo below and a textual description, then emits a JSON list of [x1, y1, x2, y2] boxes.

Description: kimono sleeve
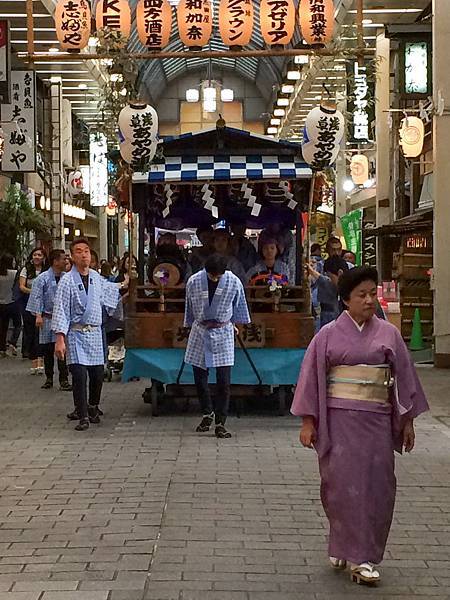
[[389, 326, 429, 419], [101, 280, 122, 318], [184, 280, 194, 327], [232, 280, 250, 324], [291, 334, 321, 419], [52, 278, 71, 335], [26, 275, 44, 315]]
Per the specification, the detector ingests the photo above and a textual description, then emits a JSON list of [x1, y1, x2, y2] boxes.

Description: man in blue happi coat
[[184, 254, 251, 438], [26, 249, 72, 391], [53, 238, 124, 431]]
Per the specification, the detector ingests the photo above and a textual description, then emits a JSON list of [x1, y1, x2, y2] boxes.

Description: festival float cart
[[121, 126, 315, 415]]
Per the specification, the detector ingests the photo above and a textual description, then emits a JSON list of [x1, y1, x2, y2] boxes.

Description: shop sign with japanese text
[[347, 61, 375, 144], [1, 70, 36, 173], [89, 134, 109, 207]]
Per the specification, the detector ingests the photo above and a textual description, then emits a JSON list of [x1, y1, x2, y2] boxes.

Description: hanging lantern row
[[54, 0, 335, 52], [118, 103, 159, 168], [301, 103, 345, 171]]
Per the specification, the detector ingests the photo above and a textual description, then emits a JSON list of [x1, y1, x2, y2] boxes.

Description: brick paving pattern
[[0, 359, 449, 599]]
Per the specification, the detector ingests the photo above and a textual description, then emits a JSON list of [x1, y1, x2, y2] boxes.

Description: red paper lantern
[[177, 0, 212, 48], [219, 0, 254, 48], [136, 0, 172, 50], [260, 0, 296, 47], [55, 0, 91, 52], [96, 0, 132, 43], [299, 0, 334, 46]]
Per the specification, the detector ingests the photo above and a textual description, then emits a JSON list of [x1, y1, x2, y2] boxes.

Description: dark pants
[[193, 365, 231, 424], [22, 310, 41, 360], [41, 343, 69, 384], [7, 302, 21, 348], [69, 364, 104, 420], [0, 303, 15, 352]]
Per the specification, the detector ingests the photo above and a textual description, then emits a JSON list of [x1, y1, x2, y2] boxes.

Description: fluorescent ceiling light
[[37, 71, 89, 74], [270, 118, 281, 125], [0, 13, 50, 18], [78, 83, 88, 89], [277, 98, 289, 107], [35, 61, 83, 64], [11, 40, 59, 44], [273, 108, 285, 117], [348, 8, 421, 13], [49, 76, 62, 83], [294, 55, 309, 65], [281, 84, 295, 94], [11, 27, 55, 31], [362, 18, 373, 24], [287, 70, 301, 80], [267, 127, 278, 134]]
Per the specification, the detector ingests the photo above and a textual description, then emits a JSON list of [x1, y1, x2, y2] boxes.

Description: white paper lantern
[[302, 139, 340, 170], [186, 88, 199, 102], [118, 103, 159, 166], [304, 104, 345, 146], [350, 154, 369, 185], [221, 88, 234, 102], [68, 170, 84, 197], [55, 0, 91, 52], [399, 116, 424, 158]]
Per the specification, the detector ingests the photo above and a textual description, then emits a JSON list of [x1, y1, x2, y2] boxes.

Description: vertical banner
[[89, 133, 109, 207], [362, 208, 377, 267], [346, 61, 375, 144], [1, 70, 36, 172], [340, 209, 363, 266], [0, 20, 10, 103]]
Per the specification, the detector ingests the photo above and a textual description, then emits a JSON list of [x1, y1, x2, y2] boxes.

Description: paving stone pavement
[[0, 359, 449, 600]]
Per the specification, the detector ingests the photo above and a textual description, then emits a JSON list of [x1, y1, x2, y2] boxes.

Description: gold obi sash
[[327, 365, 394, 404]]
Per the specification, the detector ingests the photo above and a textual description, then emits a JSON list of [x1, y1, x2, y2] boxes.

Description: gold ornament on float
[[55, 0, 91, 52], [136, 0, 172, 50], [299, 0, 334, 46], [177, 0, 213, 48], [96, 0, 132, 44], [350, 154, 369, 185], [260, 0, 296, 47], [219, 0, 254, 48], [399, 116, 424, 158]]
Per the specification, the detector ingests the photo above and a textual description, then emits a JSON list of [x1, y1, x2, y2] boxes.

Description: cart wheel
[[142, 388, 152, 404], [278, 386, 287, 416], [151, 384, 159, 417]]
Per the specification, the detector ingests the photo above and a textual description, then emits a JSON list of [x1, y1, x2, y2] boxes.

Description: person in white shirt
[[0, 254, 17, 358]]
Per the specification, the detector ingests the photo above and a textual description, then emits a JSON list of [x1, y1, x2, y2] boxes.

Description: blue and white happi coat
[[26, 268, 66, 344], [184, 269, 251, 369], [52, 267, 121, 366]]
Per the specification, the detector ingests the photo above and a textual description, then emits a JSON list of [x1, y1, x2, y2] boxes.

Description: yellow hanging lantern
[[219, 0, 254, 48], [299, 0, 334, 46], [55, 0, 91, 52], [350, 154, 369, 185], [399, 116, 424, 158], [136, 0, 172, 50], [96, 0, 132, 43], [260, 0, 295, 47], [177, 0, 213, 48]]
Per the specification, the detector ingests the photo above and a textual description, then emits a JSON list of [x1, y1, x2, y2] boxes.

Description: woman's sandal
[[350, 563, 380, 584], [329, 556, 347, 570]]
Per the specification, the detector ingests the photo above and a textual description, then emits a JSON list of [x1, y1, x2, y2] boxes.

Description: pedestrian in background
[[26, 249, 72, 391], [292, 266, 429, 585], [19, 247, 48, 373], [0, 254, 17, 358]]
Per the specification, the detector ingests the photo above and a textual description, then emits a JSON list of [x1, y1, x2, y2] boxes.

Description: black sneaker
[[75, 419, 89, 431], [67, 410, 80, 421], [88, 406, 101, 424], [97, 407, 104, 416], [196, 412, 214, 432], [215, 425, 232, 439], [59, 381, 73, 392], [41, 379, 53, 389]]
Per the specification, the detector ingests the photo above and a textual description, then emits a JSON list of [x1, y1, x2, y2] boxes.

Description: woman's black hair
[[25, 247, 48, 279], [338, 266, 379, 302], [0, 253, 14, 276]]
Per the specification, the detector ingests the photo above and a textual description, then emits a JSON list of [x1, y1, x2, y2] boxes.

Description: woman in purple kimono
[[291, 266, 428, 585]]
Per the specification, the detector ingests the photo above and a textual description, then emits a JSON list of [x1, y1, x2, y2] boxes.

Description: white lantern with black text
[[350, 154, 369, 185], [118, 103, 159, 167], [302, 103, 344, 170], [399, 116, 424, 158]]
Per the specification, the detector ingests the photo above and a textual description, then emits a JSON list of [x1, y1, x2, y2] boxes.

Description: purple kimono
[[291, 312, 429, 565]]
